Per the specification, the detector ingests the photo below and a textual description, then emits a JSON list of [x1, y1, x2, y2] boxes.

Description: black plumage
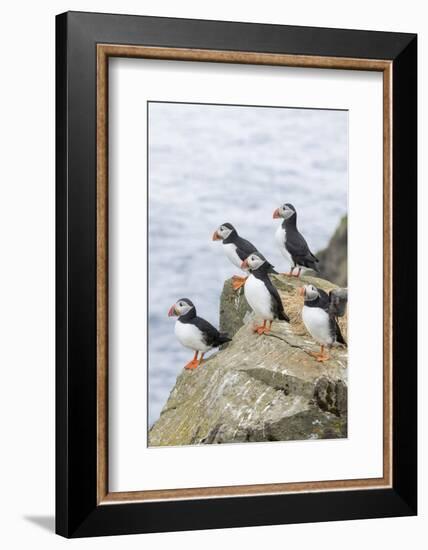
[[177, 298, 231, 347], [250, 262, 290, 322], [282, 204, 319, 272], [222, 223, 277, 274]]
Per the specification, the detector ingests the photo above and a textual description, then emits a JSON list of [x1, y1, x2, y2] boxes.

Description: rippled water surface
[[148, 102, 348, 425]]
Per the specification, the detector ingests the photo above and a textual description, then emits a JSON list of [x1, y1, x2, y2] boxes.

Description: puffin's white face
[[213, 224, 233, 241], [242, 253, 265, 271], [273, 204, 296, 220], [303, 284, 319, 301], [168, 300, 194, 317]]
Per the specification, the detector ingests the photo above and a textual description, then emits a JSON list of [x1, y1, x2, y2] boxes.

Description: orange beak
[[168, 304, 177, 317], [297, 287, 305, 297], [212, 230, 221, 241], [241, 259, 249, 269], [273, 208, 280, 219]]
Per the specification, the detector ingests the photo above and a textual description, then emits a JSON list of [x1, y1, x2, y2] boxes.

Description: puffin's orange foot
[[232, 275, 248, 290], [184, 359, 199, 370], [308, 350, 330, 362], [252, 322, 270, 335], [282, 269, 301, 277], [316, 353, 330, 362], [252, 324, 263, 334]]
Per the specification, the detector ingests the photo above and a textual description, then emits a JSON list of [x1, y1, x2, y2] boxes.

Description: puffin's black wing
[[234, 236, 277, 274], [285, 231, 319, 271], [256, 258, 277, 275], [316, 288, 331, 313], [192, 316, 231, 347], [264, 277, 289, 322], [265, 264, 278, 275], [233, 236, 258, 263], [328, 289, 348, 345]]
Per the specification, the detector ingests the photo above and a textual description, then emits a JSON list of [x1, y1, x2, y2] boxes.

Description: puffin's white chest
[[244, 275, 274, 320], [275, 224, 292, 263], [174, 321, 211, 352], [222, 242, 244, 270], [302, 306, 332, 345]]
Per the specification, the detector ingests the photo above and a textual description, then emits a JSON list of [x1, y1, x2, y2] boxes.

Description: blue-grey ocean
[[148, 102, 348, 426]]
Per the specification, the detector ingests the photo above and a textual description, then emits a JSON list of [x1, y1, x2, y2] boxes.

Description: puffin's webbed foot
[[184, 359, 199, 370], [184, 352, 205, 370], [232, 275, 248, 291], [316, 353, 330, 362], [281, 268, 300, 278], [263, 320, 272, 334], [253, 325, 266, 335], [184, 352, 199, 370], [252, 320, 271, 335], [308, 346, 330, 362]]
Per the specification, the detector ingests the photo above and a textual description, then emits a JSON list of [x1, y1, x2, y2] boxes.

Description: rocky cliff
[[317, 215, 348, 287], [149, 274, 347, 447]]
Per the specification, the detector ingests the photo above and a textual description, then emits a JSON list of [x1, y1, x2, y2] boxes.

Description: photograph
[[147, 101, 349, 446], [0, 2, 420, 544]]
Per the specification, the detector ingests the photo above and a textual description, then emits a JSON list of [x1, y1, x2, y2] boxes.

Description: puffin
[[212, 222, 276, 290], [298, 284, 347, 362], [168, 298, 231, 369], [273, 203, 319, 277], [240, 252, 290, 335]]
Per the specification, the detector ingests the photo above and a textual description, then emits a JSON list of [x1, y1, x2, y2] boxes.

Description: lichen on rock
[[149, 273, 347, 447]]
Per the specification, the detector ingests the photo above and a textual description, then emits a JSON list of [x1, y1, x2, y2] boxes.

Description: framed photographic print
[[56, 11, 417, 538]]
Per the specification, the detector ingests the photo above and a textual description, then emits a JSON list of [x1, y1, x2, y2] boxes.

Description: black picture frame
[[56, 11, 417, 538]]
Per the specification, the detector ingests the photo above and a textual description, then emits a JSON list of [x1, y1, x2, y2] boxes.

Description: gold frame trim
[[96, 44, 393, 504]]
